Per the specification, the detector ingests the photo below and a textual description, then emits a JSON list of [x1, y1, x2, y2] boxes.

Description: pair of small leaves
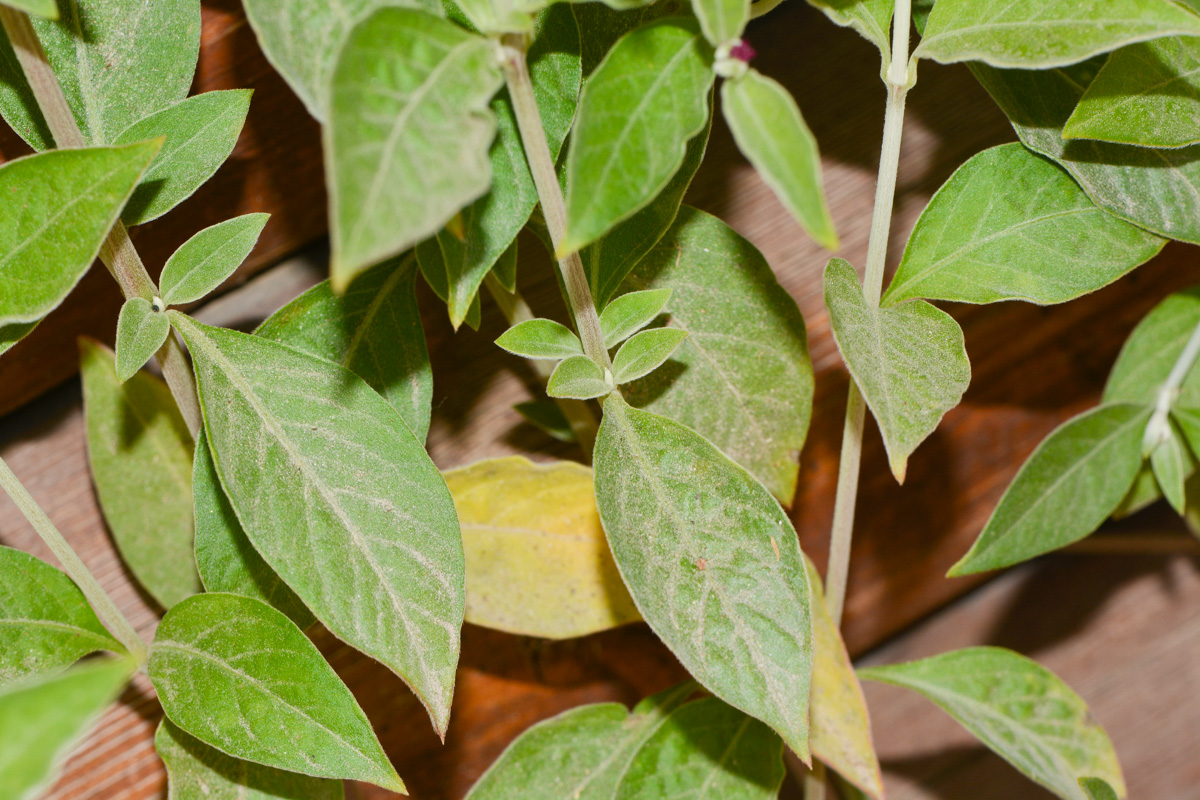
[[545, 331, 690, 400], [860, 647, 1125, 800]]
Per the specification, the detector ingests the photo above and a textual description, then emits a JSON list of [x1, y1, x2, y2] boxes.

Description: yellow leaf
[[444, 457, 641, 639], [806, 556, 884, 799]]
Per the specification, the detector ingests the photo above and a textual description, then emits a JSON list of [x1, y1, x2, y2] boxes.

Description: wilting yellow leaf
[[444, 457, 641, 639], [806, 556, 884, 799]]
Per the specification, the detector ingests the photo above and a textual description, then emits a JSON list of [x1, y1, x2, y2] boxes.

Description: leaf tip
[[890, 456, 908, 485]]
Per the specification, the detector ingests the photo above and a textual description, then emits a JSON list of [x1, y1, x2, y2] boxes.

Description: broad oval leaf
[[168, 314, 463, 735], [115, 298, 170, 382], [156, 719, 344, 800], [444, 456, 640, 639], [562, 18, 714, 254], [0, 659, 133, 800], [160, 214, 270, 307], [620, 207, 814, 504], [192, 429, 313, 630], [0, 546, 123, 686], [1, 0, 57, 18], [548, 355, 612, 399], [916, 0, 1200, 69], [950, 403, 1150, 576], [611, 327, 688, 384], [826, 257, 971, 483], [328, 7, 503, 290], [691, 0, 748, 46], [0, 143, 159, 328], [149, 593, 403, 791], [721, 68, 838, 250], [883, 143, 1165, 307], [114, 90, 252, 225], [859, 647, 1125, 800], [1103, 287, 1200, 406], [600, 288, 672, 349], [594, 394, 815, 760], [804, 0, 893, 67], [256, 256, 433, 441], [496, 318, 584, 360], [80, 338, 200, 609]]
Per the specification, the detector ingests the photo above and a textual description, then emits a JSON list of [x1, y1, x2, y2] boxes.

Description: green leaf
[[0, 0, 201, 149], [113, 90, 251, 225], [493, 238, 519, 292], [0, 546, 123, 686], [1172, 405, 1200, 456], [611, 327, 688, 384], [496, 319, 584, 360], [691, 0, 748, 45], [548, 355, 612, 399], [1113, 461, 1166, 519], [803, 0, 893, 66], [514, 400, 576, 442], [192, 429, 313, 630], [1, 0, 57, 18], [860, 647, 1125, 800], [0, 321, 37, 359], [620, 207, 814, 504], [1151, 419, 1191, 513], [593, 395, 815, 760], [883, 143, 1165, 306], [721, 68, 838, 250], [115, 298, 170, 382], [573, 0, 697, 78], [0, 659, 133, 800], [168, 314, 463, 735], [0, 143, 160, 328], [825, 257, 971, 483], [465, 682, 698, 799], [149, 593, 404, 792], [80, 338, 200, 609], [444, 456, 641, 639], [950, 403, 1150, 576], [455, 0, 536, 34], [562, 18, 714, 254], [256, 256, 433, 441], [160, 214, 270, 307], [328, 7, 503, 290], [600, 289, 672, 348], [156, 719, 344, 800], [1103, 288, 1200, 406], [1080, 777, 1121, 800], [916, 0, 1200, 69]]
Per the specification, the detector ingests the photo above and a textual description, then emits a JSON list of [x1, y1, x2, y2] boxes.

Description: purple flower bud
[[730, 40, 757, 63]]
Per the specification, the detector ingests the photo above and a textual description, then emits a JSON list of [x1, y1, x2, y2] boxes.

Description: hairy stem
[[0, 456, 149, 666], [0, 7, 203, 436], [484, 273, 600, 454], [498, 37, 612, 371]]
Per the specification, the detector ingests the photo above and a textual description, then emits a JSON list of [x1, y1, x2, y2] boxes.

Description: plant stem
[[497, 36, 612, 371], [0, 6, 203, 437], [0, 456, 149, 666], [1144, 317, 1200, 452], [484, 273, 599, 454]]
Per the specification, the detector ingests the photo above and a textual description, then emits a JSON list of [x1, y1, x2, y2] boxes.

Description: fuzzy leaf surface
[[611, 327, 688, 384], [860, 648, 1125, 800], [1103, 287, 1200, 406], [160, 214, 269, 306], [115, 298, 170, 382], [548, 355, 612, 399], [169, 314, 463, 734], [496, 319, 584, 360], [594, 395, 815, 759], [80, 338, 199, 609], [1, 0, 56, 18], [826, 257, 971, 482], [600, 288, 672, 348], [951, 404, 1149, 575], [1151, 420, 1190, 513], [883, 143, 1164, 306], [149, 593, 403, 791], [620, 207, 813, 503], [691, 0, 748, 45]]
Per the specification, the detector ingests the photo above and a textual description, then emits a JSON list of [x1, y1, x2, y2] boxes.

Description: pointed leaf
[[115, 298, 170, 382], [1172, 405, 1200, 457], [156, 719, 344, 800], [80, 338, 200, 609], [548, 355, 612, 399], [860, 647, 1125, 800], [256, 256, 433, 441], [160, 214, 270, 306], [328, 7, 503, 290], [445, 456, 640, 639], [1, 0, 57, 18], [611, 327, 688, 384], [192, 429, 313, 629], [951, 403, 1150, 576], [493, 238, 519, 292], [883, 143, 1165, 307], [114, 90, 252, 225], [169, 314, 463, 735], [1103, 287, 1200, 406], [0, 321, 37, 359], [825, 257, 971, 482], [916, 0, 1200, 69], [721, 68, 838, 250], [496, 319, 584, 360], [1151, 419, 1190, 513], [594, 395, 815, 760], [803, 0, 893, 65], [1080, 777, 1120, 800], [691, 0, 748, 46], [620, 207, 814, 503], [149, 593, 404, 792], [0, 546, 124, 686], [562, 18, 714, 253], [600, 288, 672, 349], [0, 659, 133, 800], [0, 143, 159, 327]]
